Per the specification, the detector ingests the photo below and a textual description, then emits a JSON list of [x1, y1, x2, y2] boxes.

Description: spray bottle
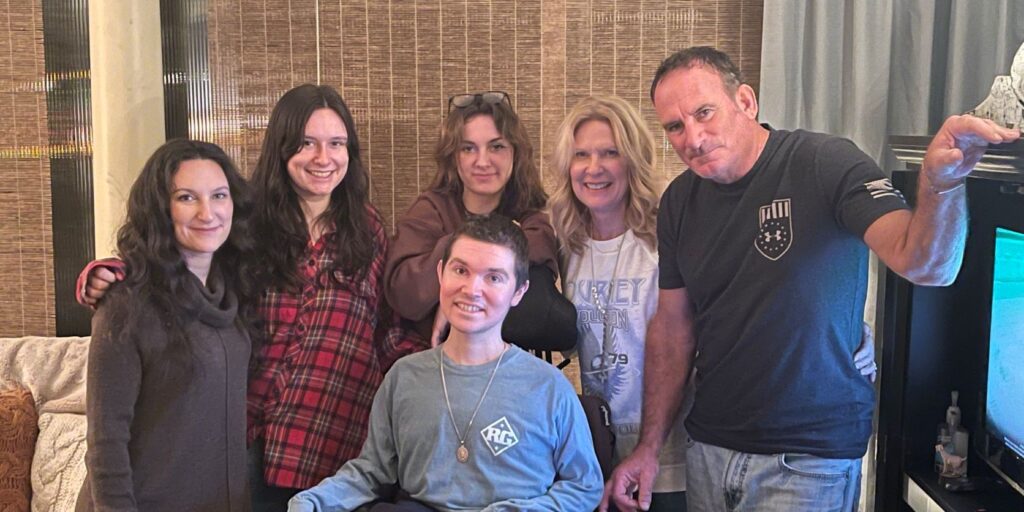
[[935, 390, 969, 477]]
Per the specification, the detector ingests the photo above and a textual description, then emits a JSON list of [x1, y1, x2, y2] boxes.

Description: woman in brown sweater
[[384, 91, 575, 349], [76, 139, 258, 512]]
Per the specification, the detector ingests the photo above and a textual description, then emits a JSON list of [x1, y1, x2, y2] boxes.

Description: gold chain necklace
[[439, 343, 508, 463]]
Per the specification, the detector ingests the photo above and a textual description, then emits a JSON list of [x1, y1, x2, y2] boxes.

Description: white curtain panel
[[759, 0, 1024, 170]]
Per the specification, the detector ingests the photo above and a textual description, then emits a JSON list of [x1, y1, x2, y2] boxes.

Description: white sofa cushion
[[0, 336, 89, 415], [0, 336, 90, 512], [32, 412, 87, 512]]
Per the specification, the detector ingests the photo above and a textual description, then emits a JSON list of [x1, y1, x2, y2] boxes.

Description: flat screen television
[[979, 225, 1024, 496]]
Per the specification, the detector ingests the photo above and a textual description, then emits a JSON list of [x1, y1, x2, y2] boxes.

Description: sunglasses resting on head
[[447, 91, 512, 112]]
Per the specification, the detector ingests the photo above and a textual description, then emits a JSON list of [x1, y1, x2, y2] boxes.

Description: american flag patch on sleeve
[[864, 178, 905, 200]]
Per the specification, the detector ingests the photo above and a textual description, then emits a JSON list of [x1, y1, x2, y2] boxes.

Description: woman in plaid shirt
[[242, 84, 426, 508]]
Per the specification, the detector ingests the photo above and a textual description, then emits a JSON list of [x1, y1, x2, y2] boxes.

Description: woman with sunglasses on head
[[77, 139, 258, 511], [77, 84, 427, 510], [385, 91, 574, 349]]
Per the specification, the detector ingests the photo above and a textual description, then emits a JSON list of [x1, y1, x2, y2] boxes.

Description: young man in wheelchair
[[289, 215, 603, 512]]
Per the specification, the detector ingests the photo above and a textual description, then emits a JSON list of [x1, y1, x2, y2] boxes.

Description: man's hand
[[922, 115, 1019, 191], [81, 266, 121, 308], [854, 322, 877, 383], [599, 446, 659, 512]]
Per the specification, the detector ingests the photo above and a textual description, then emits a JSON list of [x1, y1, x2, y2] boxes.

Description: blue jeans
[[686, 440, 861, 511]]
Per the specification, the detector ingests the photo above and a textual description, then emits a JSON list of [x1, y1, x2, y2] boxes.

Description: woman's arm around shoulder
[[383, 191, 458, 321], [519, 209, 559, 276]]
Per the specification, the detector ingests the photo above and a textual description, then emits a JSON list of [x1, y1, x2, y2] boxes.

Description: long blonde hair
[[549, 94, 663, 256]]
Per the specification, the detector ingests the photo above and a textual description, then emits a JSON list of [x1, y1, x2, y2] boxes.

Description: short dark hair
[[440, 215, 529, 287], [650, 46, 743, 101]]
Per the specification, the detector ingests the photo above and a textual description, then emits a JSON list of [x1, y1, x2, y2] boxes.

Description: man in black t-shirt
[[600, 46, 1019, 512]]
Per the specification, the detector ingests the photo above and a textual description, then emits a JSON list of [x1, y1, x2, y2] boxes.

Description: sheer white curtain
[[758, 2, 1024, 510], [760, 0, 1024, 169]]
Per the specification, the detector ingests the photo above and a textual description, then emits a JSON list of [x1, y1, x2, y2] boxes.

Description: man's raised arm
[[865, 115, 1019, 286]]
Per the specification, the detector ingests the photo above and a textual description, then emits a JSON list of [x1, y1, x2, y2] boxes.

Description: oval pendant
[[456, 444, 469, 463]]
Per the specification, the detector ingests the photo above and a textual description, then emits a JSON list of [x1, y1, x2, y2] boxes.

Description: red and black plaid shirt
[[246, 213, 426, 489]]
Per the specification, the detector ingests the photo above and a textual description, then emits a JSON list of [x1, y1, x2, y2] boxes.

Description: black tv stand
[[905, 465, 1024, 511], [874, 136, 1024, 512]]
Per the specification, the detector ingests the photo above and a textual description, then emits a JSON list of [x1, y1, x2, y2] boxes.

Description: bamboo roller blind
[[196, 0, 763, 231], [0, 2, 55, 336], [0, 0, 762, 336]]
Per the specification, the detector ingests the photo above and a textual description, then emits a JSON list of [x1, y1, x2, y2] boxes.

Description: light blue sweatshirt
[[288, 344, 603, 512]]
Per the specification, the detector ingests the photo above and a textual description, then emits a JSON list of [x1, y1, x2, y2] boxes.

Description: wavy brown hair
[[431, 95, 546, 219], [549, 95, 663, 255], [250, 84, 374, 290], [109, 138, 259, 366]]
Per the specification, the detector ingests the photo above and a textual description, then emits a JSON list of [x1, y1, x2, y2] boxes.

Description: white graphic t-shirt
[[564, 229, 691, 493]]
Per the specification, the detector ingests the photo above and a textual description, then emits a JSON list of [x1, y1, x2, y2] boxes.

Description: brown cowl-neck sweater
[[77, 270, 250, 512]]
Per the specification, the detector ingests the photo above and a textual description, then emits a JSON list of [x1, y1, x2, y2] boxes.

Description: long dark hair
[[432, 97, 547, 219], [111, 138, 259, 363], [251, 84, 374, 289]]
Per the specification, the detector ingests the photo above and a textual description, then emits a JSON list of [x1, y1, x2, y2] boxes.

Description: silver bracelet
[[929, 178, 966, 195]]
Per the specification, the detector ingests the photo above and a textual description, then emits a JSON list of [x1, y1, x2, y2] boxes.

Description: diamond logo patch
[[480, 416, 519, 456]]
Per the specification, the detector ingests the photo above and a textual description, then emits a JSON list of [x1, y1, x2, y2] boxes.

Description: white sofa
[[0, 336, 90, 512]]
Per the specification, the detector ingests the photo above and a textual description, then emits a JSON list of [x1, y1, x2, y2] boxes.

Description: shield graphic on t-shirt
[[755, 199, 793, 261]]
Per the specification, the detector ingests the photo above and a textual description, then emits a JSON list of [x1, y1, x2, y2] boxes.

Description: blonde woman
[[549, 95, 689, 510]]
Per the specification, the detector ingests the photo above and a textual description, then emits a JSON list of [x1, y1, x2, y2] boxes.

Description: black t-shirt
[[658, 127, 909, 459]]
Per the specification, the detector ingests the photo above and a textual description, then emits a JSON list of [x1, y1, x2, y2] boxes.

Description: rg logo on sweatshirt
[[480, 416, 519, 456]]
